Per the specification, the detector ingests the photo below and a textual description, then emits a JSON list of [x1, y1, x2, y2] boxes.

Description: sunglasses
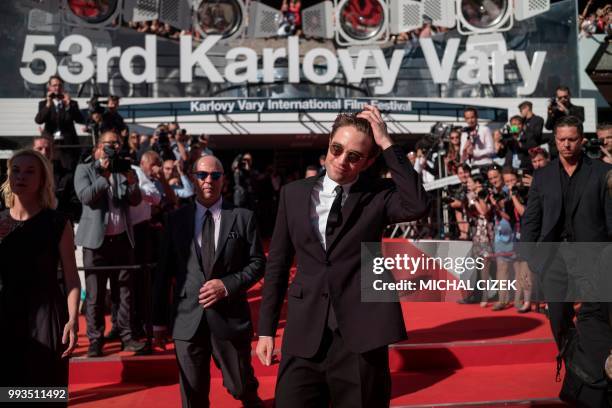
[[329, 143, 365, 164], [193, 171, 223, 181]]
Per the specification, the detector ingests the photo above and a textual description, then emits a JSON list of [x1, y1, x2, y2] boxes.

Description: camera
[[101, 145, 132, 174], [49, 93, 64, 100], [152, 131, 176, 162], [583, 137, 604, 159]]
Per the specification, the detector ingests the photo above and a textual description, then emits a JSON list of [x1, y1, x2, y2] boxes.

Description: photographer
[[444, 163, 471, 240], [150, 127, 176, 162], [460, 107, 495, 168], [496, 115, 532, 170], [170, 127, 190, 163], [74, 130, 145, 357], [232, 152, 255, 209], [544, 86, 585, 156], [139, 151, 178, 216], [518, 101, 544, 149], [35, 75, 85, 170], [100, 96, 128, 137], [597, 122, 612, 164]]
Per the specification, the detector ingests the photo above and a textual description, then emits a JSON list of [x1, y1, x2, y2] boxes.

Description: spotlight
[[62, 0, 123, 28], [194, 0, 246, 39], [335, 0, 389, 46], [246, 1, 282, 38]]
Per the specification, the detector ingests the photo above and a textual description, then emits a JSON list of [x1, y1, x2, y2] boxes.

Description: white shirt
[[460, 124, 495, 167], [310, 174, 356, 249], [129, 165, 162, 226], [105, 175, 127, 236], [194, 198, 222, 250]]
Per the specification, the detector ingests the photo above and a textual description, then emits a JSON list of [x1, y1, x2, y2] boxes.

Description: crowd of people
[[579, 1, 612, 37], [1, 74, 611, 407]]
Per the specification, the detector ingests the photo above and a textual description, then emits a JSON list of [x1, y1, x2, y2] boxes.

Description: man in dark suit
[[544, 86, 585, 158], [35, 75, 85, 170], [256, 105, 430, 407], [518, 101, 544, 151], [521, 115, 612, 407], [153, 155, 265, 408]]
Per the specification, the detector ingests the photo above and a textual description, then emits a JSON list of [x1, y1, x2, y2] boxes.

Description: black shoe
[[104, 327, 120, 342], [121, 339, 146, 352], [457, 295, 479, 304], [87, 342, 103, 357], [240, 395, 264, 408]]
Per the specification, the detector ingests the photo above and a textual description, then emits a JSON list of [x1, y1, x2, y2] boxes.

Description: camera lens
[[460, 0, 508, 29]]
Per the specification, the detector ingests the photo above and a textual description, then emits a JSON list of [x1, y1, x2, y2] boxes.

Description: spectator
[[305, 165, 319, 178], [34, 75, 85, 170], [170, 128, 190, 163], [596, 123, 612, 164], [544, 86, 585, 156], [121, 131, 141, 164], [496, 115, 532, 169], [444, 127, 462, 174], [74, 130, 145, 357], [518, 101, 544, 151], [458, 173, 493, 305], [32, 136, 81, 222], [198, 134, 214, 156], [0, 149, 80, 388], [140, 151, 178, 215], [232, 153, 255, 209], [100, 96, 128, 137], [163, 159, 194, 199], [460, 107, 495, 167], [318, 154, 326, 175], [448, 163, 471, 240]]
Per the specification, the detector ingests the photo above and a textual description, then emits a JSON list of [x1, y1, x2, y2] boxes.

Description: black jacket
[[153, 200, 265, 341], [258, 145, 430, 357]]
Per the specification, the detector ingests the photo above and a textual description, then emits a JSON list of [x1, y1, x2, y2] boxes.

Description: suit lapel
[[212, 200, 236, 270], [325, 177, 366, 253]]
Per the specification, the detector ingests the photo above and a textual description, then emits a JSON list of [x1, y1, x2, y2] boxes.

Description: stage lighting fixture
[[194, 0, 246, 39], [123, 0, 160, 23], [23, 0, 60, 14], [301, 1, 334, 39], [514, 0, 550, 21], [456, 0, 512, 35], [335, 0, 389, 46], [158, 0, 192, 31], [246, 1, 283, 38], [423, 0, 455, 28], [62, 0, 123, 28], [389, 0, 423, 35]]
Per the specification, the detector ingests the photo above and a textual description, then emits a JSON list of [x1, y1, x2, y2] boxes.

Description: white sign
[[20, 34, 546, 96]]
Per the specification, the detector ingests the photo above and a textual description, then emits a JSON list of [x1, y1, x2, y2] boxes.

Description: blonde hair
[[1, 149, 56, 209]]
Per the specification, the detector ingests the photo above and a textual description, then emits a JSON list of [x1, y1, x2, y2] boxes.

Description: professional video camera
[[88, 94, 107, 115], [583, 137, 604, 159], [499, 123, 521, 141], [49, 92, 65, 100]]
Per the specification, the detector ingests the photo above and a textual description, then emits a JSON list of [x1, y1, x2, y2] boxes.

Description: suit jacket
[[35, 100, 85, 146], [258, 145, 431, 357], [153, 201, 265, 342], [521, 156, 612, 274], [74, 161, 142, 249]]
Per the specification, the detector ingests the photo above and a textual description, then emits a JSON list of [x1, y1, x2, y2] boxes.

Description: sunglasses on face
[[193, 171, 223, 181], [329, 143, 365, 164]]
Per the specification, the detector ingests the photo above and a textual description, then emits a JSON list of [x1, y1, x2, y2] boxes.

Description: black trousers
[[275, 328, 391, 408], [541, 252, 576, 350], [83, 232, 135, 344], [174, 316, 261, 408]]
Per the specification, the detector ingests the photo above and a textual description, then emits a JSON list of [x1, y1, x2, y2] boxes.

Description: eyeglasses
[[193, 171, 223, 180], [329, 143, 365, 164]]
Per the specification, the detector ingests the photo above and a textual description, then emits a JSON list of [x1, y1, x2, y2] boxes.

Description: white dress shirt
[[105, 175, 127, 236], [460, 124, 495, 167], [310, 173, 357, 249], [129, 165, 162, 226], [194, 198, 223, 251]]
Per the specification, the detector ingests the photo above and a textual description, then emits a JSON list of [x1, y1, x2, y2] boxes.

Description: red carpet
[[68, 242, 564, 407]]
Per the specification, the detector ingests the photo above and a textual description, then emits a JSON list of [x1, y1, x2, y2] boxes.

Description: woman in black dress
[[0, 149, 80, 393]]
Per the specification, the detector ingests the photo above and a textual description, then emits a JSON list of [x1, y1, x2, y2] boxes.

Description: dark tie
[[325, 185, 344, 237], [201, 210, 215, 276]]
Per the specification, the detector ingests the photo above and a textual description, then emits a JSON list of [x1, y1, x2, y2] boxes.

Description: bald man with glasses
[[153, 155, 265, 408]]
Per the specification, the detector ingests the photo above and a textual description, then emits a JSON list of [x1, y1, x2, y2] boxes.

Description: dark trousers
[[541, 253, 576, 350], [275, 328, 391, 408], [83, 232, 135, 344], [174, 317, 261, 408]]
